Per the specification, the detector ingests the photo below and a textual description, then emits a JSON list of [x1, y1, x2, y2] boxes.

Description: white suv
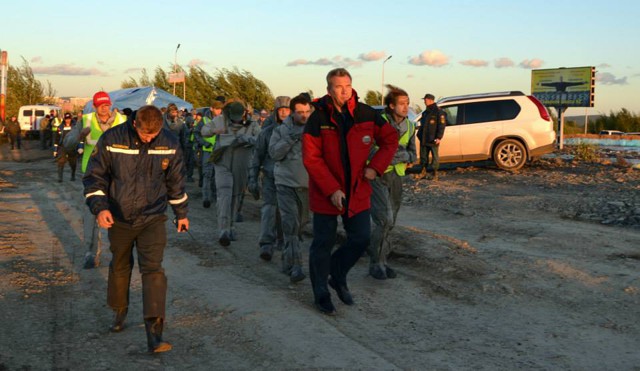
[[431, 91, 555, 171]]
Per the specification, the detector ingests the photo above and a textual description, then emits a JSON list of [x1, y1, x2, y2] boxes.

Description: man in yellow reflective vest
[[50, 110, 62, 148], [367, 85, 417, 280], [64, 91, 127, 269]]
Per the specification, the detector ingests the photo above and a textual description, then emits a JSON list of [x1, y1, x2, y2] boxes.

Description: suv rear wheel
[[493, 139, 527, 171]]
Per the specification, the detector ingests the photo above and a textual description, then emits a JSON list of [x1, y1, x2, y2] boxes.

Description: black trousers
[[107, 217, 168, 319], [308, 210, 371, 301]]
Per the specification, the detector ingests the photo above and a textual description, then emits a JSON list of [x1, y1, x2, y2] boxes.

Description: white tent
[[83, 86, 193, 113]]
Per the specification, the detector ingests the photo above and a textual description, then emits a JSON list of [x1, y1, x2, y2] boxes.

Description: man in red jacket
[[302, 68, 398, 315]]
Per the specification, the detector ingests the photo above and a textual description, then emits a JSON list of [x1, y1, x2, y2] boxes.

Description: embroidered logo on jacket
[[320, 125, 335, 131], [362, 135, 371, 144], [161, 158, 170, 170]]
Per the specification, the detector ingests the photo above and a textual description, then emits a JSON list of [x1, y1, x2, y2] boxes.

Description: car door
[[458, 101, 503, 161], [436, 105, 461, 161]]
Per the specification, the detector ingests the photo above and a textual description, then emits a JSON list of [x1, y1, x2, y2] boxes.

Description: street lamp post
[[173, 43, 180, 95], [381, 55, 392, 105]]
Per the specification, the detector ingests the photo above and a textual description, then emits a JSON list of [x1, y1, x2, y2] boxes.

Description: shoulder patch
[[440, 114, 446, 124]]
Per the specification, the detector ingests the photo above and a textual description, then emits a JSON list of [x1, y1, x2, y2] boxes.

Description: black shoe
[[144, 317, 172, 353], [314, 296, 336, 315], [328, 277, 354, 305], [203, 200, 211, 208], [385, 265, 397, 279], [290, 266, 306, 283], [259, 245, 273, 261], [109, 307, 128, 333], [369, 265, 387, 280], [219, 232, 231, 247]]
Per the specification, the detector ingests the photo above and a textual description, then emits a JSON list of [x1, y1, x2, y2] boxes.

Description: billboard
[[531, 66, 595, 107]]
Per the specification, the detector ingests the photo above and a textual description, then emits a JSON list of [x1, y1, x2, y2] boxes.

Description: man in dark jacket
[[5, 116, 21, 150], [302, 68, 398, 315], [83, 105, 189, 353], [417, 93, 447, 180]]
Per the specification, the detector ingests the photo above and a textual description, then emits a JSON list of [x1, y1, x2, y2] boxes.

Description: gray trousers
[[83, 200, 109, 255], [368, 171, 403, 268], [214, 163, 247, 238], [201, 151, 216, 202], [259, 175, 279, 247], [276, 185, 309, 271]]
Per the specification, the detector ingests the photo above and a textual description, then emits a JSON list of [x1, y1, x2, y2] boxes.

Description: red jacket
[[302, 93, 398, 217]]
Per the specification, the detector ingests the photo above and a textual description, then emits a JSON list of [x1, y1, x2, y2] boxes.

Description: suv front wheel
[[493, 139, 527, 171]]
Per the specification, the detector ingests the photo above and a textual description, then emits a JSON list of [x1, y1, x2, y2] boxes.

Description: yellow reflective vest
[[81, 111, 127, 172], [382, 113, 415, 176], [201, 117, 217, 152]]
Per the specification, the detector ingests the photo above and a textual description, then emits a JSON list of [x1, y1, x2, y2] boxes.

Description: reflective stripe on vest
[[81, 111, 127, 172], [381, 113, 415, 176]]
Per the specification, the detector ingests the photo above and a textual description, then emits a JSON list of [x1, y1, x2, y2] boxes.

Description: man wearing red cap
[[64, 91, 128, 269]]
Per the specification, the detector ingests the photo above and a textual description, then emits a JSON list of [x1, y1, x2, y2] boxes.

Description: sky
[[2, 0, 639, 116]]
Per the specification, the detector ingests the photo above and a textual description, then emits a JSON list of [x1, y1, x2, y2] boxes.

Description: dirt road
[[1, 144, 639, 370]]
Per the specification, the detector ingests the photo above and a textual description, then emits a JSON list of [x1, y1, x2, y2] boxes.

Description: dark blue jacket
[[83, 120, 188, 227]]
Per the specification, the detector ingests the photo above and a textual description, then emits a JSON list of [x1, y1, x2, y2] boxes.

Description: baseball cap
[[64, 113, 72, 119], [227, 102, 246, 122], [93, 91, 112, 107], [423, 93, 435, 100]]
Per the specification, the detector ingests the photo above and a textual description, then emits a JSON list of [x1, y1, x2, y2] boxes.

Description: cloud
[[32, 64, 107, 76], [459, 59, 489, 67], [519, 58, 544, 69], [31, 56, 42, 64], [358, 51, 386, 61], [286, 56, 362, 68], [408, 50, 450, 67], [598, 63, 611, 68], [124, 67, 144, 74], [596, 72, 627, 85], [188, 59, 208, 67], [494, 57, 514, 68]]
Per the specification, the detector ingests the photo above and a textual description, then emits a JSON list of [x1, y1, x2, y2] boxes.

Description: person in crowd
[[201, 100, 260, 246], [268, 94, 312, 282], [184, 109, 197, 183], [40, 114, 51, 149], [54, 113, 78, 182], [64, 91, 128, 269], [5, 115, 21, 150], [49, 110, 61, 148], [302, 68, 398, 315], [163, 103, 188, 153], [367, 85, 417, 280], [417, 93, 447, 180], [249, 96, 290, 261], [83, 105, 189, 353], [197, 101, 223, 207]]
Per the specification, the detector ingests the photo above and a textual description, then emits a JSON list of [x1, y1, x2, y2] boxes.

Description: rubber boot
[[109, 307, 128, 333], [144, 317, 172, 353]]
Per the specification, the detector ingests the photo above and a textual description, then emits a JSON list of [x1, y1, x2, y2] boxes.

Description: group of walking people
[[71, 67, 447, 352]]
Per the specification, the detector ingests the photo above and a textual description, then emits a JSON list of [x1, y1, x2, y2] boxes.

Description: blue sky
[[2, 0, 638, 115]]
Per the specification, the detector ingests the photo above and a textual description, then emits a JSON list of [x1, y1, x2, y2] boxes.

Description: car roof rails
[[438, 91, 525, 104]]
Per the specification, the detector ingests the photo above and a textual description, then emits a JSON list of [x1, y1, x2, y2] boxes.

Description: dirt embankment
[[1, 143, 639, 370]]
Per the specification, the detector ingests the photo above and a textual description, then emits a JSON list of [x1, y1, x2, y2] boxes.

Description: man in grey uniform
[[268, 94, 311, 282], [201, 100, 260, 246], [248, 96, 290, 261]]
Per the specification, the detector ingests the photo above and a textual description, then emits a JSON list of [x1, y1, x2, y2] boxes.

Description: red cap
[[93, 91, 112, 107]]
